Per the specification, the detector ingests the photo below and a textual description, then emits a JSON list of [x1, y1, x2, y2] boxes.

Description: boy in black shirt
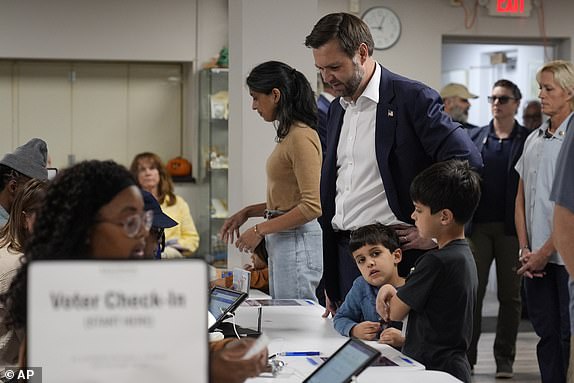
[[376, 159, 481, 383]]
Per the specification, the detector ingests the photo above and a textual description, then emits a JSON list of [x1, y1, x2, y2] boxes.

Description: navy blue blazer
[[317, 93, 332, 155], [467, 121, 530, 235], [319, 65, 483, 302]]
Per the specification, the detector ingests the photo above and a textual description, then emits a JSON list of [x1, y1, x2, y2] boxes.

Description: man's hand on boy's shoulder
[[393, 225, 437, 251], [351, 321, 382, 341]]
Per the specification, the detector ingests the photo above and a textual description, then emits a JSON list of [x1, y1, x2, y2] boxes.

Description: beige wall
[[0, 0, 197, 61]]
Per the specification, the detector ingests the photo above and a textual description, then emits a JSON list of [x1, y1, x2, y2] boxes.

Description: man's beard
[[340, 57, 364, 99], [450, 105, 469, 123]]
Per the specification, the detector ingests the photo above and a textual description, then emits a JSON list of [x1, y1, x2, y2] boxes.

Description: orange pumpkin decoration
[[166, 157, 192, 177]]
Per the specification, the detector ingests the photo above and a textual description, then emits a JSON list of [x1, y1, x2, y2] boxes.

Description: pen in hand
[[269, 351, 320, 358]]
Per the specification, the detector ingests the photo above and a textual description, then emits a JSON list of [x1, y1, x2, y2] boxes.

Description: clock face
[[362, 7, 401, 50]]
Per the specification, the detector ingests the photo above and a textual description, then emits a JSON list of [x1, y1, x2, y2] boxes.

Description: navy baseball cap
[[141, 190, 178, 228]]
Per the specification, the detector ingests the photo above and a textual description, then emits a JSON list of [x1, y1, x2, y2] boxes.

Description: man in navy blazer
[[305, 13, 482, 315]]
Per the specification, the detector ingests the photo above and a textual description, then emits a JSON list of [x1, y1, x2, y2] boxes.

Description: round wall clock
[[361, 7, 401, 50]]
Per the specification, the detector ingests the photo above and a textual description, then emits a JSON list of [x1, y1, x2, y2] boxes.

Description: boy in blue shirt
[[376, 159, 481, 383], [333, 223, 404, 348]]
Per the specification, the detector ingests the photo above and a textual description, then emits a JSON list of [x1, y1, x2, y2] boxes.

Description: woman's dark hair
[[349, 223, 400, 254], [0, 160, 136, 330], [246, 61, 318, 141], [305, 12, 374, 58], [130, 152, 176, 206]]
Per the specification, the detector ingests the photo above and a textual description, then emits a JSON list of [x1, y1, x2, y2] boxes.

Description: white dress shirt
[[332, 63, 405, 231]]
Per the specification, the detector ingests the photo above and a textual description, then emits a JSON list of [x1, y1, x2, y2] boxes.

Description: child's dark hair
[[410, 159, 481, 225], [253, 238, 268, 264], [349, 223, 400, 254]]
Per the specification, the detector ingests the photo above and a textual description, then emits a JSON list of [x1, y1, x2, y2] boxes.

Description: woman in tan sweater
[[220, 61, 323, 300]]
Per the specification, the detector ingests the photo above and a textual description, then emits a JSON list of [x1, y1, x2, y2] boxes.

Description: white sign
[[28, 259, 208, 383]]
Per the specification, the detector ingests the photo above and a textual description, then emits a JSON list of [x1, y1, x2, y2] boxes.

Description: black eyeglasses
[[487, 96, 516, 105]]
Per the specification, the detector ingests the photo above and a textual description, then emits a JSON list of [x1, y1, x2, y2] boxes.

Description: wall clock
[[361, 7, 401, 50]]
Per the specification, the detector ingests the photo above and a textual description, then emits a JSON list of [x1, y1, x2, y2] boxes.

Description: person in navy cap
[[141, 190, 178, 259]]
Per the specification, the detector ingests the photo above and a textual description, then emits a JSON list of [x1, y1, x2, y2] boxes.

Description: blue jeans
[[265, 219, 323, 300]]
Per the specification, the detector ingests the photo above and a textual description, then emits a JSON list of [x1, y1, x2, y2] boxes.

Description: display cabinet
[[198, 68, 229, 267]]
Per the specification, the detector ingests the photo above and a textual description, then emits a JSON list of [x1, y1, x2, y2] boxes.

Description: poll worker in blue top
[[305, 13, 482, 316], [377, 160, 481, 383]]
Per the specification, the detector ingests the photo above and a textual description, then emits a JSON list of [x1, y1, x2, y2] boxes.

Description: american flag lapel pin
[[387, 109, 394, 117]]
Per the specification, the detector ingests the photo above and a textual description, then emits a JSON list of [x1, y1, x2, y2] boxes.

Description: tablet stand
[[215, 306, 262, 338]]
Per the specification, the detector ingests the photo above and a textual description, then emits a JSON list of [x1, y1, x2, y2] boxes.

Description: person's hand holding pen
[[350, 321, 382, 341]]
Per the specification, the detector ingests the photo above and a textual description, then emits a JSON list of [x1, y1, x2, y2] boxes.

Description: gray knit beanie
[[0, 138, 48, 180]]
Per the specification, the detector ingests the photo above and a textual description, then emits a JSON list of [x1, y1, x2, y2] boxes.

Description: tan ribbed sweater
[[265, 123, 322, 220]]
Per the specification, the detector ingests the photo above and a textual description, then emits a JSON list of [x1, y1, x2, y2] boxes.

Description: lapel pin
[[387, 110, 394, 117]]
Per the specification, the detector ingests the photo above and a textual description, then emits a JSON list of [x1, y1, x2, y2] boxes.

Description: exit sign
[[488, 0, 532, 17]]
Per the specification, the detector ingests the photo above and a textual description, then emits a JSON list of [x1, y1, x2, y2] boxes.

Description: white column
[[227, 0, 318, 267]]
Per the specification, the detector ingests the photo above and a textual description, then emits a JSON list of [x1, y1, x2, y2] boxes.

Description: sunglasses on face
[[487, 96, 516, 105]]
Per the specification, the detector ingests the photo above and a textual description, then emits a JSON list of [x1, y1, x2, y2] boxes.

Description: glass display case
[[198, 68, 229, 267]]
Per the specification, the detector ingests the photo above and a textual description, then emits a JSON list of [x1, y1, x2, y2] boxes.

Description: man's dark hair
[[410, 159, 481, 225], [349, 223, 400, 254], [0, 164, 25, 192], [493, 79, 522, 101], [305, 12, 374, 57]]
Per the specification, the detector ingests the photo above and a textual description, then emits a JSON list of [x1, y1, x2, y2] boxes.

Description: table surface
[[232, 297, 462, 383]]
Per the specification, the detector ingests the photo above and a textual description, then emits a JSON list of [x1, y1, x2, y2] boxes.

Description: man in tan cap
[[440, 83, 479, 129], [0, 138, 48, 226]]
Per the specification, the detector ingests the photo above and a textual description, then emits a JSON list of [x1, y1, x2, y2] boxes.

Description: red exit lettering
[[497, 0, 525, 13]]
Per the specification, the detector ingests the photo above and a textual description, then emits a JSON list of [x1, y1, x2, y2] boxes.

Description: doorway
[[441, 37, 569, 128]]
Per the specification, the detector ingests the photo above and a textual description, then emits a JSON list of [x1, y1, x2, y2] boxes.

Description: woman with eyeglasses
[[466, 79, 529, 378], [0, 178, 47, 370], [219, 61, 323, 301], [515, 60, 574, 383], [0, 160, 267, 382], [0, 160, 149, 370]]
